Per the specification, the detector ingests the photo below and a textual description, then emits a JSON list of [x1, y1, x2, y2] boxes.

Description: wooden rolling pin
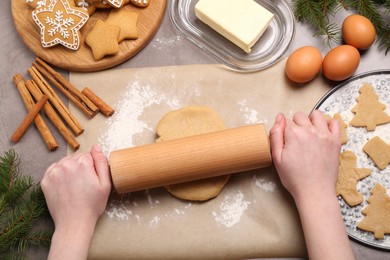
[[109, 124, 272, 194]]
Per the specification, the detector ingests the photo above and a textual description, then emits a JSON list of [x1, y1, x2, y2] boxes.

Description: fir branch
[[0, 149, 52, 259], [0, 149, 19, 194], [291, 0, 390, 53], [292, 0, 341, 44], [377, 25, 390, 53]]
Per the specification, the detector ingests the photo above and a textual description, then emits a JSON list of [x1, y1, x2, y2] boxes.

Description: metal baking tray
[[314, 70, 390, 250]]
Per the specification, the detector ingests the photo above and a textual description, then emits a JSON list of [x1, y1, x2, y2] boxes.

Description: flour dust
[[98, 80, 180, 156], [212, 190, 251, 228]]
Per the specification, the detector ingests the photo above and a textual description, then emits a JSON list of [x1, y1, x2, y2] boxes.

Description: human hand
[[269, 112, 355, 260], [269, 111, 341, 202], [41, 144, 111, 260]]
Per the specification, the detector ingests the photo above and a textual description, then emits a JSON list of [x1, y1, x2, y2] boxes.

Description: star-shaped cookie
[[32, 0, 89, 50], [106, 7, 139, 43], [85, 19, 121, 60]]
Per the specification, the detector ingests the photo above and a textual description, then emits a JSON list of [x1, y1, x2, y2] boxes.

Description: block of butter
[[195, 0, 274, 53]]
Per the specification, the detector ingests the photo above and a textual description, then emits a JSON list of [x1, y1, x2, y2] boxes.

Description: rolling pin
[[109, 124, 272, 194]]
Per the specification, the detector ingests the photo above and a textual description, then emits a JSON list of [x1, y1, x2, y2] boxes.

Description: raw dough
[[336, 150, 372, 207], [325, 113, 348, 145], [156, 106, 230, 201], [349, 83, 390, 131], [357, 183, 390, 239], [363, 136, 390, 170], [333, 113, 348, 145]]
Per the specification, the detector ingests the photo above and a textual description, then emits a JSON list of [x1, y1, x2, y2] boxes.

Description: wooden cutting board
[[11, 0, 166, 72]]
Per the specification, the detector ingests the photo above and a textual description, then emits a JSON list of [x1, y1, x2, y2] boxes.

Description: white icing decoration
[[37, 0, 47, 7], [77, 0, 90, 10], [45, 10, 74, 39], [131, 0, 149, 6], [31, 0, 89, 50], [107, 0, 124, 8]]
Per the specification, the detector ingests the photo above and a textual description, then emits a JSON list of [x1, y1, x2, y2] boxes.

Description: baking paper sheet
[[69, 59, 331, 259]]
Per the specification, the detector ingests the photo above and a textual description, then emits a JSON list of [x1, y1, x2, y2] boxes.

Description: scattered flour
[[151, 35, 183, 50], [149, 216, 161, 227], [145, 189, 160, 208], [238, 100, 260, 124], [98, 80, 180, 156], [105, 197, 133, 221], [105, 190, 192, 227], [212, 190, 251, 228], [254, 176, 276, 192]]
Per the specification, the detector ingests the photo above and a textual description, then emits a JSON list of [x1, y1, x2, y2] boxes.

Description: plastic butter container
[[195, 0, 274, 54]]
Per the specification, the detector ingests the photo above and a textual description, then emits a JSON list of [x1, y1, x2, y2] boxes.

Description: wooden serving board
[[11, 0, 166, 72]]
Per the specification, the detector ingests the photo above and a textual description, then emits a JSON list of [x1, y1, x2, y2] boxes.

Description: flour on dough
[[156, 106, 230, 201]]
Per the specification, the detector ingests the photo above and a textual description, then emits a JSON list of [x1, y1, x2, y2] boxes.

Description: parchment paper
[[69, 59, 331, 259]]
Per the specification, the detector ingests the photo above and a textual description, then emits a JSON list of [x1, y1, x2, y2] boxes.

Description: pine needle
[[0, 149, 52, 259], [291, 0, 390, 53]]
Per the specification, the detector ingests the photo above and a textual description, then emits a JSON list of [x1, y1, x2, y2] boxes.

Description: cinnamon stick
[[81, 87, 115, 117], [34, 58, 98, 118], [12, 74, 58, 151], [27, 66, 84, 136], [25, 80, 80, 151], [11, 95, 48, 143]]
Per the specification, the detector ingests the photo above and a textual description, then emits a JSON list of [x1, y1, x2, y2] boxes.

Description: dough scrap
[[336, 150, 372, 207], [357, 183, 390, 239], [156, 106, 230, 201]]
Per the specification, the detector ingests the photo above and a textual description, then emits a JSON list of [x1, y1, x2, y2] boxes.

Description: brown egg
[[342, 14, 376, 50], [285, 46, 322, 83], [322, 45, 360, 81]]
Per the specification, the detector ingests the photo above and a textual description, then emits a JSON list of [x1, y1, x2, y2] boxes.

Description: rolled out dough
[[156, 106, 230, 201]]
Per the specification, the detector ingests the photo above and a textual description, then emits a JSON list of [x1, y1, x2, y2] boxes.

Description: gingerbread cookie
[[74, 0, 97, 15], [363, 136, 390, 170], [85, 19, 120, 60], [32, 0, 89, 50], [106, 7, 139, 42], [336, 150, 372, 207], [350, 83, 390, 131], [105, 0, 125, 8], [357, 183, 390, 239], [96, 0, 150, 8], [130, 0, 150, 8], [25, 0, 47, 9], [90, 0, 112, 9]]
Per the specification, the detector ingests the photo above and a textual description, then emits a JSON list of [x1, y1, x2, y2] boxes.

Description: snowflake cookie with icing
[[32, 0, 89, 50]]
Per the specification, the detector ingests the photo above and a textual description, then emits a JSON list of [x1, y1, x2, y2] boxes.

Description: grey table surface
[[1, 0, 390, 259]]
